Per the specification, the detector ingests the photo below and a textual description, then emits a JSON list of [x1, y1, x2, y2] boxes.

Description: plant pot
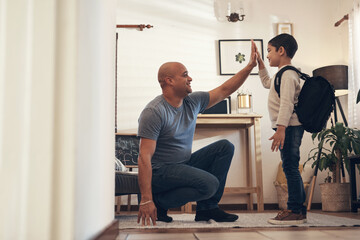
[[320, 183, 350, 212]]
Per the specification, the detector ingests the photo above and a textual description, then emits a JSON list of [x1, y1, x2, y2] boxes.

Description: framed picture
[[277, 23, 293, 35], [115, 134, 139, 166], [218, 39, 264, 75]]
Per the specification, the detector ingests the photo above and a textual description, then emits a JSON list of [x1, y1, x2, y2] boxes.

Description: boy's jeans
[[279, 125, 306, 214], [151, 139, 234, 211]]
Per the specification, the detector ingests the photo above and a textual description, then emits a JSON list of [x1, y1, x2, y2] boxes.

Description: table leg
[[245, 127, 253, 210], [254, 118, 264, 211]]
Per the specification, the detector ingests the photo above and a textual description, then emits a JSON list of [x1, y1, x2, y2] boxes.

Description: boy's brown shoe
[[268, 210, 307, 225]]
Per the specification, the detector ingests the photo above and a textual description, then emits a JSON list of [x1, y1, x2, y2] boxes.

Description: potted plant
[[305, 122, 360, 211]]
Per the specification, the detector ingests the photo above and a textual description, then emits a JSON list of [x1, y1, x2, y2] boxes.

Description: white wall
[[116, 0, 353, 205], [75, 0, 117, 239]]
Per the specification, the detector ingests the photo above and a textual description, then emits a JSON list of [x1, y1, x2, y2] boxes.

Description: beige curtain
[[348, 0, 360, 128]]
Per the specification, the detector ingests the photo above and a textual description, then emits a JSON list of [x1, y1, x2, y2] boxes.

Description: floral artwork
[[235, 52, 246, 64], [219, 39, 263, 75]]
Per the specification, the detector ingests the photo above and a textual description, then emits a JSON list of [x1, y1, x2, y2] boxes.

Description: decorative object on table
[[214, 0, 245, 22], [277, 23, 293, 35], [236, 88, 253, 114], [304, 122, 360, 211], [219, 39, 263, 75]]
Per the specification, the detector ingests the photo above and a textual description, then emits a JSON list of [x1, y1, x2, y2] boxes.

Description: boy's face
[[266, 44, 281, 67]]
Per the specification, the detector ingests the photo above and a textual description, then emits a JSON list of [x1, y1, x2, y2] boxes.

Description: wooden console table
[[196, 114, 264, 212]]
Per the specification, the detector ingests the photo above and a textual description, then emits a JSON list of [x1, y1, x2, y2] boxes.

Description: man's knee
[[218, 139, 235, 155], [201, 175, 220, 199]]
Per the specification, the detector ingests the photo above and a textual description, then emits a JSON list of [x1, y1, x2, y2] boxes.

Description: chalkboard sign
[[115, 135, 139, 166]]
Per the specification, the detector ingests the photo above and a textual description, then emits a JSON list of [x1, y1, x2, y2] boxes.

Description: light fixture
[[226, 2, 245, 22], [313, 65, 349, 125], [313, 65, 348, 96], [214, 0, 245, 22]]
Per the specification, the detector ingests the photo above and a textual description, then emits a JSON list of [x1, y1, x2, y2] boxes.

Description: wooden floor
[[98, 210, 360, 240]]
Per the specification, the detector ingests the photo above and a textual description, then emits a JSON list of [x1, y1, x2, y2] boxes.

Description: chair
[[114, 133, 194, 213], [115, 134, 140, 213], [115, 170, 140, 213]]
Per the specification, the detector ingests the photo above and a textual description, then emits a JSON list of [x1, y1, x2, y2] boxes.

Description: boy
[[256, 34, 307, 224]]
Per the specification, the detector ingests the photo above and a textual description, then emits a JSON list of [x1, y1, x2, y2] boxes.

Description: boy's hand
[[256, 49, 265, 70], [269, 125, 286, 152]]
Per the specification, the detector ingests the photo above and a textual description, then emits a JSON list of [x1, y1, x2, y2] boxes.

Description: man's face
[[172, 64, 193, 96]]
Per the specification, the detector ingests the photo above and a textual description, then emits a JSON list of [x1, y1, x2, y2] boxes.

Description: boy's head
[[268, 33, 298, 59]]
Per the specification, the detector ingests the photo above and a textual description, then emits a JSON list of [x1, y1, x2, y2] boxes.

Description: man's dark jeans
[[279, 125, 306, 214], [151, 139, 234, 211]]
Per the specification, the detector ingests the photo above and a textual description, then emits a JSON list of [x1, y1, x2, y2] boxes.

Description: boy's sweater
[[259, 65, 302, 129]]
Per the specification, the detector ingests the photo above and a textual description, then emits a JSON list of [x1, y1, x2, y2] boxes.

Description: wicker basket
[[274, 182, 309, 210], [320, 183, 350, 212]]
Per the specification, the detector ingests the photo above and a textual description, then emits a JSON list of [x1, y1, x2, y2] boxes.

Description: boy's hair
[[268, 33, 298, 59]]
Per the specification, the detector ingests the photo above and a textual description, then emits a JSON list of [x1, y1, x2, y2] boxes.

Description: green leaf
[[334, 122, 345, 138], [312, 133, 318, 141], [306, 123, 360, 176]]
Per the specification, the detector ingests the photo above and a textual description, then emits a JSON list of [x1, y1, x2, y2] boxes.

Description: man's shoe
[[153, 197, 173, 223], [268, 210, 307, 225], [156, 206, 173, 223], [195, 208, 238, 222]]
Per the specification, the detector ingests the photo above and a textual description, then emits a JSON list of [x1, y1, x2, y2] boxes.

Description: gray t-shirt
[[138, 91, 209, 169]]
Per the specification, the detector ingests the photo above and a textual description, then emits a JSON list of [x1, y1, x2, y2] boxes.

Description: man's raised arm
[[207, 40, 258, 109]]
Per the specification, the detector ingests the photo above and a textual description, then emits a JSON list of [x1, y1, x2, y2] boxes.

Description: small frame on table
[[218, 39, 264, 75], [277, 23, 293, 35]]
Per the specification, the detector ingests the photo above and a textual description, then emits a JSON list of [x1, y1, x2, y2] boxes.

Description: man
[[137, 41, 258, 226]]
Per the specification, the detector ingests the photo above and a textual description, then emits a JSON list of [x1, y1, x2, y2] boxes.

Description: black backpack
[[274, 66, 335, 133]]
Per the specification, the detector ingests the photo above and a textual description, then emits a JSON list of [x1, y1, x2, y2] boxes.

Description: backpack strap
[[274, 65, 309, 97]]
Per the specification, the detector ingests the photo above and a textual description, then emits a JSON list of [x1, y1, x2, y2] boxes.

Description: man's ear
[[164, 76, 173, 85]]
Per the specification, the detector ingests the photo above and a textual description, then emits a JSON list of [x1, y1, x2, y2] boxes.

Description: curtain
[[348, 0, 360, 128]]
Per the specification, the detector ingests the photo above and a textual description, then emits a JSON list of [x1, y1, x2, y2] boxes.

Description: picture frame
[[277, 23, 293, 35], [115, 134, 139, 166], [218, 39, 264, 75]]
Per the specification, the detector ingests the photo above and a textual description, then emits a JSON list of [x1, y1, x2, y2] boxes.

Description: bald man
[[137, 41, 258, 226]]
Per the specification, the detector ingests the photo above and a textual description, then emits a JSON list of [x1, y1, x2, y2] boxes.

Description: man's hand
[[269, 125, 286, 152], [247, 40, 258, 68], [137, 200, 157, 226]]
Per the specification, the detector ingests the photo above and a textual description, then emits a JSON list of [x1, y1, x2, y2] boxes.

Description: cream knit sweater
[[259, 65, 302, 129]]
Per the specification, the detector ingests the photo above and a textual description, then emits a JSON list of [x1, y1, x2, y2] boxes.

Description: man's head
[[268, 33, 298, 59], [157, 62, 193, 97]]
